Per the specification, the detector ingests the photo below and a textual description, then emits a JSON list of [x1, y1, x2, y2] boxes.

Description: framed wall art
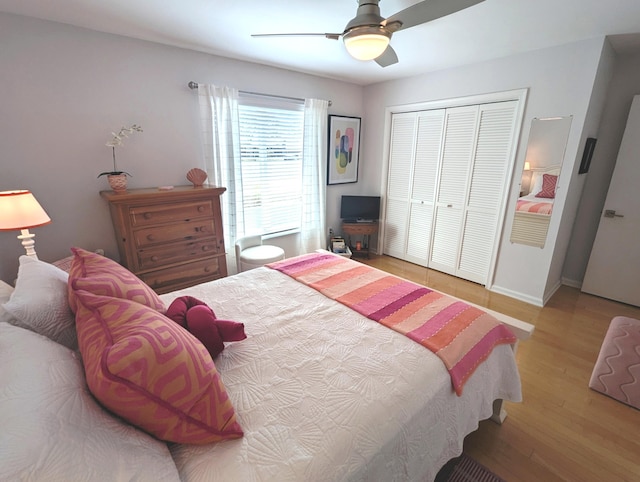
[[327, 115, 361, 185]]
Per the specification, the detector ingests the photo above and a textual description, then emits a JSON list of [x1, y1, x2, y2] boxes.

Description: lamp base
[[17, 229, 39, 259]]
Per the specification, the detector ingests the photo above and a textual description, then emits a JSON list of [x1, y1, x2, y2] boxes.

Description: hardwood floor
[[359, 255, 640, 482]]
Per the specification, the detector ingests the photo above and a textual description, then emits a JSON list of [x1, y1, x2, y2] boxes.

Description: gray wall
[[2, 12, 636, 307], [363, 38, 609, 306], [562, 50, 640, 286], [0, 13, 363, 283]]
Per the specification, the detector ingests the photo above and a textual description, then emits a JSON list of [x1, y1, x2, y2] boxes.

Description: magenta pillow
[[68, 247, 165, 314], [535, 174, 557, 199], [74, 289, 243, 444]]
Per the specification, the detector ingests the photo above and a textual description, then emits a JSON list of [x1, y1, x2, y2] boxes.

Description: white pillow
[[0, 281, 17, 324], [530, 166, 561, 195], [0, 322, 181, 482], [2, 255, 77, 349]]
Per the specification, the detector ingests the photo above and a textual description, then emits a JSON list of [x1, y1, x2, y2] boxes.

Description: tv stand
[[341, 221, 378, 259]]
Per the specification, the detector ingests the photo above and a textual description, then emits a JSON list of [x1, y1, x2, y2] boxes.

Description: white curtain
[[197, 84, 244, 274], [198, 86, 328, 270], [300, 98, 329, 253]]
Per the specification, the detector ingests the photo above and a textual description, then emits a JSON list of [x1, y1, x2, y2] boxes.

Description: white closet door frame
[[378, 89, 528, 289]]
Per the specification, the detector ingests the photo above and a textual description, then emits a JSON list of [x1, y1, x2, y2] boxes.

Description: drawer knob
[[147, 234, 156, 241], [143, 212, 152, 219], [197, 205, 205, 212], [202, 245, 211, 252], [204, 266, 211, 273], [151, 256, 159, 262]]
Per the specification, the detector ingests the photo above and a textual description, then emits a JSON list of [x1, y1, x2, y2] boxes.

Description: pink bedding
[[268, 253, 517, 395], [516, 197, 553, 215]]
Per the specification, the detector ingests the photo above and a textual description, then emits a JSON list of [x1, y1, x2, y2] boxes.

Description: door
[[384, 112, 417, 259], [582, 95, 640, 307], [405, 110, 445, 265], [429, 105, 479, 276], [457, 101, 519, 284], [383, 110, 445, 265]]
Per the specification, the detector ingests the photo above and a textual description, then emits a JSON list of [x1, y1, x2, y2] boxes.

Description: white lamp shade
[[343, 28, 390, 61], [0, 190, 51, 231]]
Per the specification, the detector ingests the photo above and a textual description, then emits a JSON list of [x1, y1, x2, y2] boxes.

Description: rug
[[435, 453, 506, 482]]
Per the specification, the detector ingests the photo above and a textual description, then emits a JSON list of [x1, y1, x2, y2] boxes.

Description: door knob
[[603, 209, 624, 218]]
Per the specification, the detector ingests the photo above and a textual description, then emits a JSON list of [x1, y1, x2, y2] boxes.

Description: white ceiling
[[2, 0, 640, 85]]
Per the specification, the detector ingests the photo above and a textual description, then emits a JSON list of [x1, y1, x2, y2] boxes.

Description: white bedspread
[[163, 267, 522, 482]]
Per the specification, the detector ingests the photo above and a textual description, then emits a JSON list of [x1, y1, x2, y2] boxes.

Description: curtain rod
[[188, 81, 332, 106]]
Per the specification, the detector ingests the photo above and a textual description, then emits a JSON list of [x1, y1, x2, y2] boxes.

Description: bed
[[510, 165, 560, 248], [0, 249, 533, 481]]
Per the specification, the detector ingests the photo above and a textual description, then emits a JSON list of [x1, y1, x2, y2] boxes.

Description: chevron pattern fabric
[[589, 316, 640, 409], [68, 247, 165, 314], [74, 289, 243, 444]]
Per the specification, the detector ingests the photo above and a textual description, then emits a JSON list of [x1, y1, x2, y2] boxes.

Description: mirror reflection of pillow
[[535, 174, 558, 198], [530, 167, 560, 195]]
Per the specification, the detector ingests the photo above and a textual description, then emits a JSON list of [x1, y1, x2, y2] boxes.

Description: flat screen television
[[340, 195, 381, 222]]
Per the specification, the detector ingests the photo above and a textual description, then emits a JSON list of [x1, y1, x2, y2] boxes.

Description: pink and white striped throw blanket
[[516, 198, 553, 215], [267, 253, 517, 395]]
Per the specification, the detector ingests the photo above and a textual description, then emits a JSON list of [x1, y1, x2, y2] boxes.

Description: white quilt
[[164, 267, 522, 481], [0, 322, 181, 482]]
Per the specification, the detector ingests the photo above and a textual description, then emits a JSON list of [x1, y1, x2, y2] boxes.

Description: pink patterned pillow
[[74, 289, 243, 444], [535, 174, 557, 199], [68, 247, 165, 314]]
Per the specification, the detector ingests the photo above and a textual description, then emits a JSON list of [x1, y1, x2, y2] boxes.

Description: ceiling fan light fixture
[[343, 27, 390, 61]]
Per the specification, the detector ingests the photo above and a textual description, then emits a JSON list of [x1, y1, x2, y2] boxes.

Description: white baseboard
[[562, 277, 582, 289], [543, 279, 562, 305], [490, 285, 544, 307]]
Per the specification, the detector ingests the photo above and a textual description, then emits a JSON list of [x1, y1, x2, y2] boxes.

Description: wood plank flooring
[[358, 255, 640, 482]]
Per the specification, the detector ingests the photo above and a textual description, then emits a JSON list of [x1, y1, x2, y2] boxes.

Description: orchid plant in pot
[[98, 124, 143, 193]]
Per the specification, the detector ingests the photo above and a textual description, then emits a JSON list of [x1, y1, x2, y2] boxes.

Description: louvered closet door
[[429, 106, 479, 276], [405, 110, 445, 266], [457, 101, 518, 284], [383, 113, 417, 258]]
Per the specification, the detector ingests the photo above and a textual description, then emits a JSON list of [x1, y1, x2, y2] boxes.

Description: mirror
[[510, 116, 572, 248]]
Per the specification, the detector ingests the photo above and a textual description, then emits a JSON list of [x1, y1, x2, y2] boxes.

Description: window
[[238, 94, 304, 236]]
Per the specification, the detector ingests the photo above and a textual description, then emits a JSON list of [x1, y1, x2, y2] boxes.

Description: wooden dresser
[[101, 186, 227, 294]]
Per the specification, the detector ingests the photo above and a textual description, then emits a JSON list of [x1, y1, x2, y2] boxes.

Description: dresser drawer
[[133, 219, 216, 248], [137, 238, 221, 270], [129, 200, 214, 227], [140, 258, 223, 293]]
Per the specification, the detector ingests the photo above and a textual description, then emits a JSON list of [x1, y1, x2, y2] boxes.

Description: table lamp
[[0, 190, 51, 259]]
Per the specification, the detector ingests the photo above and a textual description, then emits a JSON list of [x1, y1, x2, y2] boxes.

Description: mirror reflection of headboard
[[510, 116, 572, 248]]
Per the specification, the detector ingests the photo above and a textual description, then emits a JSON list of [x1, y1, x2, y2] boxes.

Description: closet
[[383, 100, 519, 285]]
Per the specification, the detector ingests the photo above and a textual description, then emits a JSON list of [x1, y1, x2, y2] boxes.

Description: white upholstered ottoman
[[238, 244, 285, 272], [589, 316, 640, 410]]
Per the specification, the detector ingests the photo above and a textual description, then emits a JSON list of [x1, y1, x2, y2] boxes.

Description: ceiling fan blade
[[384, 0, 485, 32], [252, 33, 341, 40], [375, 45, 398, 68]]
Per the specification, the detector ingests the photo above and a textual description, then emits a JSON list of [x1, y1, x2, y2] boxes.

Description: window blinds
[[238, 95, 304, 235]]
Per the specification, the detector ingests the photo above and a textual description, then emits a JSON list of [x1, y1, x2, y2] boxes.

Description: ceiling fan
[[252, 0, 485, 67]]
